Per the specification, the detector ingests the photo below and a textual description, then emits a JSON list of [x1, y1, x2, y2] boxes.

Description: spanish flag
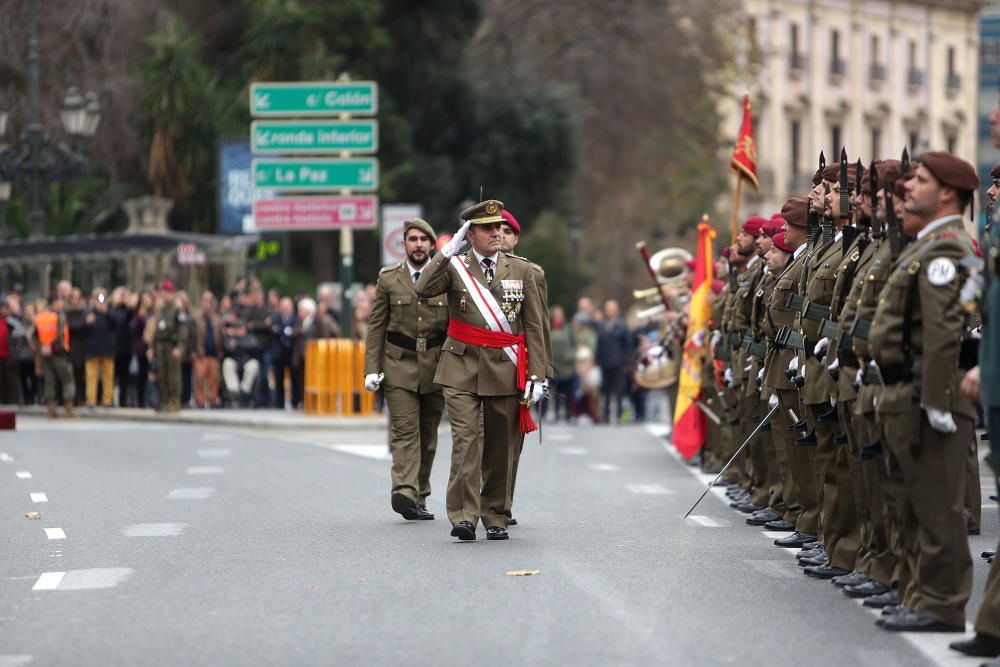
[[673, 219, 716, 460], [730, 93, 759, 190]]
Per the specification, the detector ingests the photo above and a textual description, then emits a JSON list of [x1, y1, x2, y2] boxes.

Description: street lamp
[[0, 102, 7, 138]]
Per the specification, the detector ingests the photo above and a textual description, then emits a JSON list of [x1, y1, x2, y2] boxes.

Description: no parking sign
[[380, 204, 423, 266]]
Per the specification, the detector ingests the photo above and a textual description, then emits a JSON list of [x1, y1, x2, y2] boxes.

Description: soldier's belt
[[802, 301, 831, 322], [785, 293, 805, 312], [747, 340, 767, 360], [875, 364, 913, 385], [818, 318, 840, 340], [775, 326, 804, 351], [850, 318, 870, 341], [727, 332, 742, 348], [386, 331, 446, 352], [739, 331, 753, 349], [714, 342, 731, 362]]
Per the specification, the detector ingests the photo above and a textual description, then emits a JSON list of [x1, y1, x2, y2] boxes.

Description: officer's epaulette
[[505, 253, 544, 273], [379, 263, 402, 274]]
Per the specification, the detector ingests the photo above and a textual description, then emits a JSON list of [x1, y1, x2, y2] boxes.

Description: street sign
[[252, 158, 378, 192], [253, 196, 378, 231], [251, 120, 378, 154], [381, 204, 424, 265], [177, 242, 206, 266], [250, 81, 378, 117]]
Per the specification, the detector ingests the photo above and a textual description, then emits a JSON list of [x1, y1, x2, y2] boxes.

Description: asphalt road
[[0, 417, 995, 667]]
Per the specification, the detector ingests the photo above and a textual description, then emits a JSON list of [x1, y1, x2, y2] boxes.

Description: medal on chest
[[500, 279, 524, 322]]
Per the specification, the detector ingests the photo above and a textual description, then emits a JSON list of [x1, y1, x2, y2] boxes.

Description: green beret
[[403, 218, 436, 243]]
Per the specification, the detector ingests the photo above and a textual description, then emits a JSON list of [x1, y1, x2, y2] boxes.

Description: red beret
[[760, 214, 784, 237], [821, 162, 864, 186], [722, 246, 731, 258], [812, 168, 824, 186], [159, 279, 176, 293], [919, 151, 980, 194], [742, 215, 768, 237], [710, 279, 725, 295], [500, 209, 520, 234], [780, 196, 809, 229], [771, 231, 794, 254]]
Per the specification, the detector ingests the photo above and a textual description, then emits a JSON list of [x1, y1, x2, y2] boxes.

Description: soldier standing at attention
[[32, 293, 76, 419], [415, 200, 546, 542], [870, 152, 979, 633], [364, 219, 448, 521], [153, 280, 186, 412]]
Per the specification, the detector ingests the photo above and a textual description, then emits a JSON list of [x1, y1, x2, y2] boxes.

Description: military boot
[[46, 401, 57, 419]]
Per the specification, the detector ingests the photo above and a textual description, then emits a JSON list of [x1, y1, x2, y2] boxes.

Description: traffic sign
[[252, 158, 378, 192], [381, 204, 424, 265], [250, 81, 378, 117], [251, 120, 378, 154], [253, 196, 378, 231]]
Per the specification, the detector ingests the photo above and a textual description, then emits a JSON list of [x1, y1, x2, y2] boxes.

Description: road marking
[[0, 655, 34, 666], [0, 452, 13, 462], [54, 568, 133, 590], [30, 493, 48, 503], [559, 447, 587, 456], [331, 445, 391, 461], [122, 523, 187, 537], [548, 433, 574, 441], [32, 572, 65, 590], [625, 483, 673, 495], [15, 471, 31, 479], [44, 528, 66, 540], [687, 515, 728, 527], [186, 466, 224, 475], [167, 487, 215, 500], [201, 433, 232, 441], [588, 463, 620, 472], [197, 448, 232, 458]]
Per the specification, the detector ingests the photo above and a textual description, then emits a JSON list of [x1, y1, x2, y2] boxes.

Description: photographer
[[84, 289, 116, 408]]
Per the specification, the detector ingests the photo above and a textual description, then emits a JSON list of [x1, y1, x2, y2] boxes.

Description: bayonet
[[869, 160, 881, 237], [885, 182, 901, 261]]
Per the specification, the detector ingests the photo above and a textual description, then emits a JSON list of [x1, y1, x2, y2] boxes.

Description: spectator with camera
[[84, 289, 116, 408]]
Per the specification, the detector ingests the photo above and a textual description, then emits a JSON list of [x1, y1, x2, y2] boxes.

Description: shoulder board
[[379, 263, 402, 274], [504, 253, 531, 264]]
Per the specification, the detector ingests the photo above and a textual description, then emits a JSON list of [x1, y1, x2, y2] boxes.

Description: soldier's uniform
[[364, 218, 448, 519], [153, 282, 186, 412], [414, 200, 546, 541], [869, 152, 979, 630]]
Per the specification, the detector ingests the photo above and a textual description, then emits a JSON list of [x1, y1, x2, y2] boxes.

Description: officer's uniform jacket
[[845, 239, 893, 417], [983, 214, 1000, 410], [831, 233, 879, 403], [730, 257, 764, 389], [414, 248, 546, 396], [745, 268, 776, 400], [364, 262, 449, 394], [513, 255, 552, 378], [798, 233, 844, 405], [869, 216, 978, 420], [762, 247, 807, 392]]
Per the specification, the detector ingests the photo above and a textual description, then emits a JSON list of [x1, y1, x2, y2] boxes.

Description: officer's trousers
[[383, 385, 443, 506]]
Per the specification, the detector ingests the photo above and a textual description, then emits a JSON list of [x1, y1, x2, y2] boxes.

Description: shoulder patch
[[926, 257, 957, 286]]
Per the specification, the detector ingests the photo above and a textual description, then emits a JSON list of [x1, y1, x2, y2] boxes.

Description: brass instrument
[[630, 245, 693, 388]]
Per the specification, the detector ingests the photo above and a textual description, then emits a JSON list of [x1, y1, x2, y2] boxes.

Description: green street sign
[[251, 120, 378, 154], [250, 81, 378, 117], [252, 158, 379, 192]]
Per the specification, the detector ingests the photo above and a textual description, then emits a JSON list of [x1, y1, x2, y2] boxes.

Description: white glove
[[855, 368, 863, 386], [768, 393, 779, 409], [757, 367, 765, 380], [787, 356, 799, 374], [523, 381, 545, 404], [830, 395, 837, 407], [710, 331, 722, 349], [827, 357, 839, 373], [744, 362, 752, 372], [723, 368, 733, 385], [364, 373, 383, 392], [924, 406, 957, 434], [441, 221, 472, 258], [800, 364, 806, 379], [814, 337, 830, 356]]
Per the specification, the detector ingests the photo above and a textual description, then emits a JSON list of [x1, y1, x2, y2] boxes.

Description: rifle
[[869, 160, 882, 238], [885, 180, 901, 262]]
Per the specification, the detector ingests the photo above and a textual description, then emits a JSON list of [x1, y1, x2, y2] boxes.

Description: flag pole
[[730, 174, 742, 244]]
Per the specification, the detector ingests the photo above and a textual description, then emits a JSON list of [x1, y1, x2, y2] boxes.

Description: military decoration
[[500, 279, 524, 322]]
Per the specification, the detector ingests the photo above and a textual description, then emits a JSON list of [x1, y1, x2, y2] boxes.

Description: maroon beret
[[780, 196, 809, 229], [711, 279, 725, 295], [500, 209, 520, 234], [812, 168, 824, 186], [771, 231, 794, 254], [919, 151, 979, 194], [991, 161, 1000, 181], [742, 215, 768, 237], [722, 246, 731, 258], [762, 214, 784, 236], [894, 172, 913, 200], [821, 162, 864, 186]]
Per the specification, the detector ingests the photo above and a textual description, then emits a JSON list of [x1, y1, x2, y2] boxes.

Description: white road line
[[15, 471, 31, 479], [331, 445, 392, 461], [30, 493, 48, 503], [186, 466, 224, 475], [0, 452, 13, 462], [196, 448, 232, 458], [625, 483, 673, 495], [589, 463, 621, 472], [548, 433, 574, 442], [559, 447, 587, 456], [32, 571, 65, 590], [44, 528, 66, 540], [201, 433, 233, 441], [121, 523, 186, 537], [167, 487, 215, 500], [53, 568, 133, 590], [687, 515, 728, 528]]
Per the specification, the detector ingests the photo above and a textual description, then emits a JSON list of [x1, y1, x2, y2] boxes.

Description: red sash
[[447, 319, 537, 433]]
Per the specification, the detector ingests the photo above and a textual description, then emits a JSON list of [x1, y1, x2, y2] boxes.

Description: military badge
[[500, 279, 524, 321]]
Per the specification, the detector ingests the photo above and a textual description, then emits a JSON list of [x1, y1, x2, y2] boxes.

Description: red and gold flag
[[672, 219, 716, 460], [730, 93, 759, 190]]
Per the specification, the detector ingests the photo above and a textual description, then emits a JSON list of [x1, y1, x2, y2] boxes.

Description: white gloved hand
[[524, 381, 545, 404], [744, 362, 752, 373], [768, 393, 779, 409], [828, 357, 840, 373], [924, 406, 958, 434], [855, 368, 863, 386], [787, 356, 799, 374], [711, 331, 722, 349], [364, 373, 383, 392], [723, 368, 733, 386], [830, 395, 837, 407], [757, 367, 765, 380], [440, 220, 472, 258], [814, 337, 830, 356]]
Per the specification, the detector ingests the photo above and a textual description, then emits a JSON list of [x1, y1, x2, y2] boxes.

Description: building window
[[983, 38, 1000, 67], [830, 29, 845, 76], [791, 119, 801, 179], [909, 131, 919, 153], [908, 40, 923, 87], [871, 127, 881, 161], [869, 34, 885, 82], [790, 22, 803, 70], [947, 134, 957, 154], [947, 46, 961, 90], [831, 124, 842, 154]]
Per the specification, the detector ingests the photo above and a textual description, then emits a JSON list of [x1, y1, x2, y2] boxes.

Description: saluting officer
[[415, 200, 546, 542], [364, 218, 449, 521], [869, 152, 980, 632]]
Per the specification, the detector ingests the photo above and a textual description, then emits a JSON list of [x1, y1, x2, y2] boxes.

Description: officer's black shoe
[[862, 589, 900, 608], [795, 547, 825, 561], [983, 551, 996, 560], [734, 501, 766, 514], [978, 660, 1000, 667], [844, 579, 890, 598], [970, 527, 982, 536], [818, 406, 839, 422], [450, 521, 476, 541], [391, 491, 416, 516], [746, 509, 780, 525], [403, 506, 434, 520], [804, 565, 851, 579], [508, 518, 518, 526], [880, 610, 964, 633], [880, 605, 903, 617], [950, 633, 1000, 658], [833, 433, 849, 444], [798, 556, 827, 568], [775, 531, 817, 548], [788, 419, 808, 432], [763, 519, 796, 531], [831, 571, 869, 588], [795, 430, 817, 446], [802, 541, 821, 550], [486, 526, 509, 541]]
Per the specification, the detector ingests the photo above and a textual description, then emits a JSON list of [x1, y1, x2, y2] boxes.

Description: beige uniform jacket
[[869, 219, 977, 420], [762, 251, 806, 392], [364, 263, 449, 394], [800, 237, 844, 404], [414, 249, 546, 396]]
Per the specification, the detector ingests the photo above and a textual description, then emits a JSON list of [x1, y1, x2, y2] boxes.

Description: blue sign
[[218, 139, 254, 234]]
